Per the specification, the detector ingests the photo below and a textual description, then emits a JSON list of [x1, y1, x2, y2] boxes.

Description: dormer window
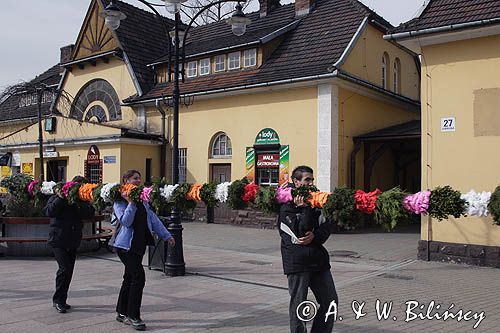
[[214, 55, 226, 72], [243, 49, 256, 67], [200, 58, 211, 76], [228, 51, 241, 70], [187, 61, 197, 77]]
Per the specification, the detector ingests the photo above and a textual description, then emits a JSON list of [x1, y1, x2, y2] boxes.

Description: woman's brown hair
[[122, 169, 141, 184]]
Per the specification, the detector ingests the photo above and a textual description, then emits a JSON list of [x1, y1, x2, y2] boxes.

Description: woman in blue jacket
[[112, 170, 175, 331]]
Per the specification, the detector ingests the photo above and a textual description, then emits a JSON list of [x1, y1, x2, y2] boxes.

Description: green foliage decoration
[[67, 183, 83, 206], [150, 178, 171, 215], [200, 182, 218, 208], [487, 186, 500, 225], [227, 178, 249, 210], [292, 185, 319, 201], [374, 187, 410, 231], [322, 187, 361, 230], [92, 184, 106, 213], [255, 185, 280, 215], [428, 185, 466, 221], [0, 174, 43, 217], [129, 185, 144, 205], [171, 183, 197, 212]]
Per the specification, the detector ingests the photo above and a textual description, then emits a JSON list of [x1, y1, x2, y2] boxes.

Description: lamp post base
[[165, 216, 185, 277]]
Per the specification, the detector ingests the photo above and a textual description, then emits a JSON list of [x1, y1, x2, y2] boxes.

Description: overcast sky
[[0, 0, 427, 90]]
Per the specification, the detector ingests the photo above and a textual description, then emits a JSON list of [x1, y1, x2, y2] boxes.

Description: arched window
[[393, 58, 401, 94], [211, 132, 232, 157], [382, 52, 390, 90]]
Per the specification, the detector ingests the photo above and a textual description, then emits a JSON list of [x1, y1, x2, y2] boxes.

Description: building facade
[[386, 0, 500, 266], [1, 0, 421, 196]]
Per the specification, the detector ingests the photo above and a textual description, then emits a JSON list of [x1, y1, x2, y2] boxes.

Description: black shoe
[[54, 303, 67, 313], [124, 317, 146, 331], [53, 303, 71, 310], [116, 313, 126, 323]]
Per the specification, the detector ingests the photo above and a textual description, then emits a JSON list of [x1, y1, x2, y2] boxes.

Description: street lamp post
[[103, 0, 250, 276]]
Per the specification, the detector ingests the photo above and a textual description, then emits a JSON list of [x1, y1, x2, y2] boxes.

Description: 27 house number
[[441, 117, 455, 132]]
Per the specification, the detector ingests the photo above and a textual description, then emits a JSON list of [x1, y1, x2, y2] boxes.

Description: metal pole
[[165, 12, 185, 277], [37, 89, 44, 181]]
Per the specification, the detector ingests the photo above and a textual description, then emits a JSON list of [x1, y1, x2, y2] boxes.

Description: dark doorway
[[47, 160, 67, 182]]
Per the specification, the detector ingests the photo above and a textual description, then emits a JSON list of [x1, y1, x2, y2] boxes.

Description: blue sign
[[104, 156, 116, 164]]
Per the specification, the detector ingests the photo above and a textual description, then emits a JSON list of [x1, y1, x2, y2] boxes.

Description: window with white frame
[[199, 58, 210, 76], [382, 52, 390, 90], [228, 51, 240, 70], [211, 132, 232, 157], [178, 148, 187, 183], [243, 49, 257, 67], [393, 58, 401, 94], [214, 55, 226, 72], [187, 61, 197, 77]]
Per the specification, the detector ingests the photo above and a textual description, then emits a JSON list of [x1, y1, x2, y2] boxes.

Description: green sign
[[255, 128, 280, 145]]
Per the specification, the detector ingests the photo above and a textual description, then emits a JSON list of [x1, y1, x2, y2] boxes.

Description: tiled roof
[[391, 0, 500, 34], [101, 0, 175, 94], [0, 64, 62, 122], [152, 5, 298, 62], [128, 0, 392, 102]]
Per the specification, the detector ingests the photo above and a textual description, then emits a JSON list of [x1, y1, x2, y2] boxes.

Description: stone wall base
[[418, 240, 500, 268], [191, 203, 278, 229]]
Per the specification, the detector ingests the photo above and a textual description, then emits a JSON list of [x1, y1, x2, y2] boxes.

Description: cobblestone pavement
[[0, 222, 498, 332]]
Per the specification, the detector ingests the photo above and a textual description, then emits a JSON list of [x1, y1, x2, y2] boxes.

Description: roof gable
[[391, 0, 500, 35], [73, 0, 120, 61], [102, 0, 175, 94]]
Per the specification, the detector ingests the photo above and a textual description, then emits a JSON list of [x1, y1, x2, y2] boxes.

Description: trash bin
[[148, 216, 170, 272]]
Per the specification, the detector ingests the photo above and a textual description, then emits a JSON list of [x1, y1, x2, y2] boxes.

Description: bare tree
[[0, 82, 59, 181], [181, 0, 255, 26]]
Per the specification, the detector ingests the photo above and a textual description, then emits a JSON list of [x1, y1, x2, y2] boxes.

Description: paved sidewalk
[[0, 222, 499, 332]]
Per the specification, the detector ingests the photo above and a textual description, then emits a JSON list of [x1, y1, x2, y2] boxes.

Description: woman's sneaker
[[124, 317, 146, 331], [116, 313, 126, 323]]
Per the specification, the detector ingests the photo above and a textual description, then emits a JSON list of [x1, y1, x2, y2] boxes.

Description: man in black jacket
[[279, 166, 338, 333], [44, 176, 95, 313]]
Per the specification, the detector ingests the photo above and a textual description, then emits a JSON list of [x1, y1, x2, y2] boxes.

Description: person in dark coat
[[278, 166, 338, 333], [44, 176, 95, 313]]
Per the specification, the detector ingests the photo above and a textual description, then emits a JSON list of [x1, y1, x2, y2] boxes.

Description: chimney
[[259, 0, 281, 18], [60, 44, 75, 64], [295, 0, 315, 17]]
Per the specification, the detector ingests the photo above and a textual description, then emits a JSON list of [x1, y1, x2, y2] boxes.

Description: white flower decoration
[[100, 182, 120, 203], [40, 181, 57, 195], [461, 190, 491, 217], [215, 182, 232, 203], [160, 184, 179, 202]]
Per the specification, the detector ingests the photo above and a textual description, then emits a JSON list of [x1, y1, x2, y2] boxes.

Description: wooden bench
[[0, 216, 113, 251]]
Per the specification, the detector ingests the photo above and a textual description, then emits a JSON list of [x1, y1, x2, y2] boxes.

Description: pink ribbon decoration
[[62, 181, 78, 198], [140, 187, 153, 203], [27, 180, 39, 197], [403, 191, 431, 215], [276, 187, 293, 204]]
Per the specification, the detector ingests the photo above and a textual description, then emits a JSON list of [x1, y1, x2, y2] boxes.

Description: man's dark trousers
[[116, 251, 145, 319], [288, 269, 338, 333], [52, 247, 77, 305]]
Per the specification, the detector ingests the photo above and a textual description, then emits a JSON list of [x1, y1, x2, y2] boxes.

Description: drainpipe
[[155, 99, 167, 179]]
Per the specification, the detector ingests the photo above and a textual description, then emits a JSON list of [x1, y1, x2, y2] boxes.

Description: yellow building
[[1, 0, 420, 196], [386, 0, 500, 266]]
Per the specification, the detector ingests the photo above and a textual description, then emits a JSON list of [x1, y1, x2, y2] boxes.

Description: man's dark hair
[[72, 175, 88, 183], [292, 165, 314, 181]]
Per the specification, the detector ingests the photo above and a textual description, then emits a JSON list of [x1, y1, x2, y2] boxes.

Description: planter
[[0, 216, 105, 256]]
